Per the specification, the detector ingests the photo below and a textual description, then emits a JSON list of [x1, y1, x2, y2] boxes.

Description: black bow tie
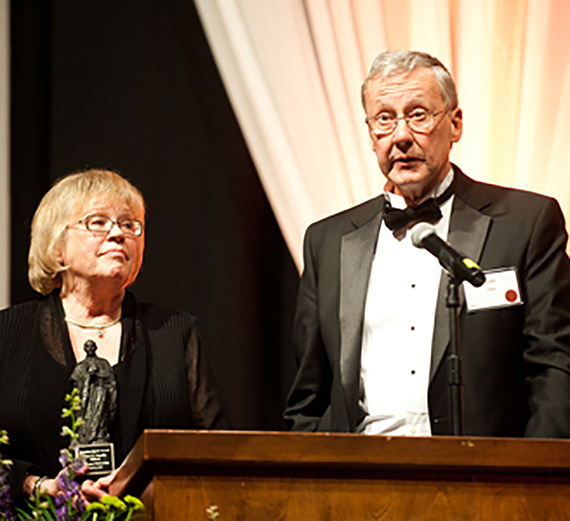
[[382, 182, 454, 231]]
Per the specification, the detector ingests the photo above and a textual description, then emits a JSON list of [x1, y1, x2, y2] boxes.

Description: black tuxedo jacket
[[284, 167, 570, 437]]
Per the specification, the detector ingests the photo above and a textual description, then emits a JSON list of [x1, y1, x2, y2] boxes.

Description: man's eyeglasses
[[365, 108, 447, 136], [73, 215, 144, 236]]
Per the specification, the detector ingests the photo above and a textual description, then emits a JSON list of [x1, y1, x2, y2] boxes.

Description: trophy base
[[76, 442, 115, 476]]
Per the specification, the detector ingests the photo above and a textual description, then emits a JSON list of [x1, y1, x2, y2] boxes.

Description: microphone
[[411, 223, 486, 287]]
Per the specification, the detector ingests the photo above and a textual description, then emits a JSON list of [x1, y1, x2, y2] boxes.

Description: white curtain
[[0, 0, 9, 308], [195, 0, 570, 269]]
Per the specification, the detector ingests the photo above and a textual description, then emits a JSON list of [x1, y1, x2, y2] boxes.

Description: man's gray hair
[[361, 50, 458, 111]]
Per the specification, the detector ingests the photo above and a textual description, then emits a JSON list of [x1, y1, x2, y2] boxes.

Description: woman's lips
[[101, 249, 128, 259]]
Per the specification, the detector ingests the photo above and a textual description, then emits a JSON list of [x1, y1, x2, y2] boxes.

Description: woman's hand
[[24, 468, 117, 506], [40, 475, 61, 498], [22, 474, 59, 499], [80, 469, 118, 503]]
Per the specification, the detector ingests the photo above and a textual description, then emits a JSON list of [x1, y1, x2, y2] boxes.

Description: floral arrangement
[[1, 389, 222, 520], [0, 389, 145, 520], [0, 430, 13, 520]]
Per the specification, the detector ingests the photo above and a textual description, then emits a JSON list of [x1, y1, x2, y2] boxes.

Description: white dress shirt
[[359, 171, 454, 436]]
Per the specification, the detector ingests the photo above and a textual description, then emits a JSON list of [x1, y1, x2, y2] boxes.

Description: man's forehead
[[364, 68, 443, 109]]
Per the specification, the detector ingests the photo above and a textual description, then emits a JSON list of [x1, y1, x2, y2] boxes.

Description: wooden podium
[[110, 429, 570, 520]]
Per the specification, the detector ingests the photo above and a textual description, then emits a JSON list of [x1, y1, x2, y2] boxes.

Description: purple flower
[[70, 457, 87, 476], [59, 450, 72, 468], [53, 464, 86, 520], [0, 467, 15, 520]]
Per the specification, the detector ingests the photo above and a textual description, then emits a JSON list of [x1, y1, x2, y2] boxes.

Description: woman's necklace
[[64, 315, 122, 338]]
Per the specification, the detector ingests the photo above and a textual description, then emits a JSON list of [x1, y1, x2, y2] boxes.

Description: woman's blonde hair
[[28, 168, 146, 295]]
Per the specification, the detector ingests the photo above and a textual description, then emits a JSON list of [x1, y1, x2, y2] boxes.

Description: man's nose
[[390, 118, 414, 150], [392, 117, 414, 140]]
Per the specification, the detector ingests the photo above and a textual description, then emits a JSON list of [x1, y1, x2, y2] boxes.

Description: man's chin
[[388, 171, 433, 202], [388, 170, 426, 191]]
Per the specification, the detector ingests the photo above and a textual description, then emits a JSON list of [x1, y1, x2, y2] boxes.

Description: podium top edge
[[132, 428, 570, 471]]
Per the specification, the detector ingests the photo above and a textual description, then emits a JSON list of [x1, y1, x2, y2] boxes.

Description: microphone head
[[411, 222, 437, 248]]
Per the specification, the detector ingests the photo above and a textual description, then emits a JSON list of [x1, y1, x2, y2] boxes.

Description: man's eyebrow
[[404, 97, 430, 106]]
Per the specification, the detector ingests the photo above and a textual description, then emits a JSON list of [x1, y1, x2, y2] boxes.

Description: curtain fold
[[0, 0, 9, 307], [195, 0, 570, 268]]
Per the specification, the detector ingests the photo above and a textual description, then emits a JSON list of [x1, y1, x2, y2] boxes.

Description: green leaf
[[61, 426, 74, 437]]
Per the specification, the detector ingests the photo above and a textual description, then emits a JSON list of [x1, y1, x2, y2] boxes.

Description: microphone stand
[[446, 276, 464, 436]]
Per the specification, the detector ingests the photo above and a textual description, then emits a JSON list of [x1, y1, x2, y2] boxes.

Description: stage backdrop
[[0, 0, 8, 309], [9, 0, 570, 430], [195, 0, 570, 268], [10, 2, 298, 430]]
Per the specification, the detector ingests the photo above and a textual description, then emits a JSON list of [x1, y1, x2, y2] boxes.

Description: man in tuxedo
[[283, 50, 570, 437]]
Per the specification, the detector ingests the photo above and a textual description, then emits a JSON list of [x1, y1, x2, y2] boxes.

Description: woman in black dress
[[0, 169, 225, 507]]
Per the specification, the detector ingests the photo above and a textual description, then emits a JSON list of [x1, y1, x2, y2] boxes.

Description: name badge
[[463, 267, 523, 312]]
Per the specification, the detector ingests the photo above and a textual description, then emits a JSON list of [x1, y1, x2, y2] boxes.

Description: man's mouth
[[392, 156, 422, 168], [394, 156, 419, 163]]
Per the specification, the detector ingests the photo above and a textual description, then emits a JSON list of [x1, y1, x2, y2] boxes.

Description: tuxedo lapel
[[339, 203, 383, 429], [430, 173, 492, 380]]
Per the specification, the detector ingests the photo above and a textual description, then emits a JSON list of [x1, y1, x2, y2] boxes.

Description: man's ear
[[450, 107, 463, 143]]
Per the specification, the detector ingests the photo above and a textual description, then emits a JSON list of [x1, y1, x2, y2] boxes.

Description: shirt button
[[410, 427, 417, 434]]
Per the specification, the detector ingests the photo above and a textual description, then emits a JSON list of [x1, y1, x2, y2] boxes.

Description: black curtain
[[10, 1, 299, 430]]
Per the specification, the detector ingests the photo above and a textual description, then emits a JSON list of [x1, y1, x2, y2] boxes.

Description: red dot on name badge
[[505, 289, 518, 303]]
